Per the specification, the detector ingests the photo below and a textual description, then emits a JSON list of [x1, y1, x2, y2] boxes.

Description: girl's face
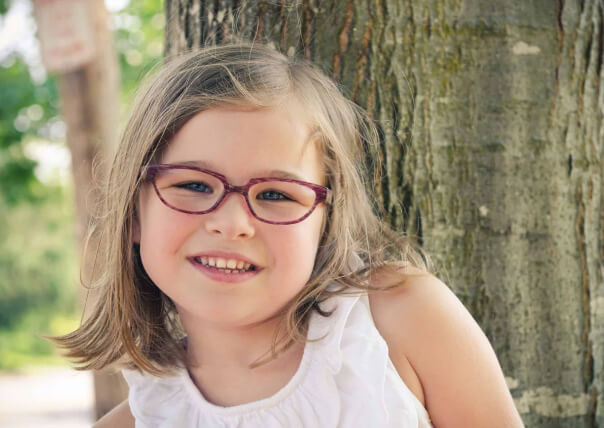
[[135, 103, 326, 329]]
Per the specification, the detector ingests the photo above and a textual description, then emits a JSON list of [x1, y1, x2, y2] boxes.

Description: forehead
[[160, 103, 324, 183]]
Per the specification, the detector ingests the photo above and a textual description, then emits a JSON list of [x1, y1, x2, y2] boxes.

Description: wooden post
[[34, 0, 127, 419]]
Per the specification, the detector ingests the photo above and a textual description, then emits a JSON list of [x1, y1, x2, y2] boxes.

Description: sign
[[34, 0, 95, 73]]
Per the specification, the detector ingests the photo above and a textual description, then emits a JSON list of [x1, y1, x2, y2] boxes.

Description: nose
[[203, 192, 255, 240]]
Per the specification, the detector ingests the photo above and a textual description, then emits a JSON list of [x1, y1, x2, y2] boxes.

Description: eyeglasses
[[143, 164, 332, 225]]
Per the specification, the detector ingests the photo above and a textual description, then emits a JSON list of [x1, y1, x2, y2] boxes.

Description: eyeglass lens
[[153, 168, 317, 222]]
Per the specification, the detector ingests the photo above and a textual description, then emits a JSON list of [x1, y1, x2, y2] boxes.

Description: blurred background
[[0, 0, 162, 425]]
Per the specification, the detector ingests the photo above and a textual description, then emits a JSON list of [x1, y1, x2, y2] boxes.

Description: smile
[[188, 256, 262, 284], [194, 256, 255, 273]]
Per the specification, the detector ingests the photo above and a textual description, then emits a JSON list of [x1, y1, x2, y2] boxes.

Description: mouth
[[192, 256, 257, 274], [188, 256, 262, 284]]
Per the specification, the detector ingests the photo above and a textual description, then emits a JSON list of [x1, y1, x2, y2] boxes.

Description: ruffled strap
[[308, 292, 361, 372], [123, 368, 195, 427], [308, 251, 367, 371], [308, 291, 433, 427]]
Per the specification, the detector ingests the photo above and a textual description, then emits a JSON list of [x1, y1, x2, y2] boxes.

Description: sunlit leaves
[[113, 0, 164, 103], [0, 58, 58, 204]]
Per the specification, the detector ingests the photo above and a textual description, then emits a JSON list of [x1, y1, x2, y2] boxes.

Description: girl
[[55, 43, 524, 427]]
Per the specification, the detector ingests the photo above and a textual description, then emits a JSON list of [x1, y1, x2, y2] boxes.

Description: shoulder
[[368, 266, 524, 428], [93, 399, 134, 428]]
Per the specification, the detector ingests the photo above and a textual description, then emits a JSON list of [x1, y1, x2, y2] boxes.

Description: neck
[[178, 307, 297, 370], [181, 311, 306, 407]]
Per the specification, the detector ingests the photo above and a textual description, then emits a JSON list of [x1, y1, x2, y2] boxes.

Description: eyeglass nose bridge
[[223, 182, 249, 196], [212, 182, 254, 214]]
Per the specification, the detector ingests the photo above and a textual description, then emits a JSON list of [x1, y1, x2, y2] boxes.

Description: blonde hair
[[53, 42, 432, 374]]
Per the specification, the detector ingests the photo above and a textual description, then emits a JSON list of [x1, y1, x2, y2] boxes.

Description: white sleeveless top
[[123, 292, 433, 427]]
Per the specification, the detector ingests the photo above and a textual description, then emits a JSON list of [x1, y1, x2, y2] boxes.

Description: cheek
[[137, 195, 200, 267], [270, 210, 324, 275]]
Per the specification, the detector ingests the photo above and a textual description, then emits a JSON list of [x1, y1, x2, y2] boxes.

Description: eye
[[257, 190, 293, 201], [176, 182, 213, 193]]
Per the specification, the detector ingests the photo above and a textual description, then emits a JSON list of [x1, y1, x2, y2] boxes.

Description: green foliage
[[113, 0, 164, 103], [0, 58, 59, 205], [0, 147, 38, 205], [0, 185, 78, 330], [0, 184, 79, 369], [0, 311, 80, 370]]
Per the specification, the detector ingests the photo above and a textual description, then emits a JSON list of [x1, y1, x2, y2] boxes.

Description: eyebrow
[[170, 160, 306, 181]]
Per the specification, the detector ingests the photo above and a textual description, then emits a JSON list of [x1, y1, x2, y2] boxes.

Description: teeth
[[196, 256, 254, 272]]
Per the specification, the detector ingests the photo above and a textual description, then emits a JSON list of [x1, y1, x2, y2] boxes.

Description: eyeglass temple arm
[[324, 189, 333, 205]]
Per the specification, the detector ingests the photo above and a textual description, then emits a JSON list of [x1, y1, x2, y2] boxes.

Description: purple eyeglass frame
[[144, 164, 332, 225]]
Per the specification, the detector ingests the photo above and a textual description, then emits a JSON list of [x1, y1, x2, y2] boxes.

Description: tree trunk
[[164, 1, 603, 426]]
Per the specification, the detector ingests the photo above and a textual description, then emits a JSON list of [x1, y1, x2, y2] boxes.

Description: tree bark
[[164, 1, 603, 426]]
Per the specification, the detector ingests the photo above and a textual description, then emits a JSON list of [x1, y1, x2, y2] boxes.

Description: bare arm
[[370, 268, 524, 428], [93, 399, 134, 428]]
